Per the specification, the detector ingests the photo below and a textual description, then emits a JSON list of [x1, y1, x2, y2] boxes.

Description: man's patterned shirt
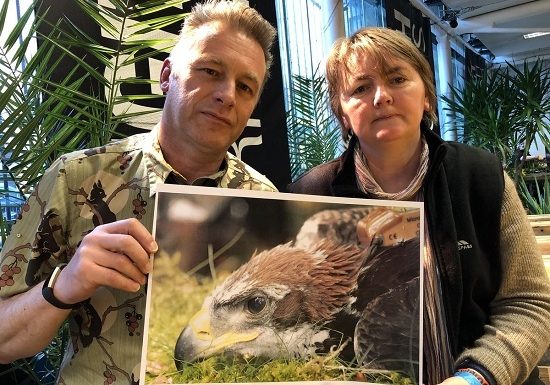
[[0, 129, 276, 385]]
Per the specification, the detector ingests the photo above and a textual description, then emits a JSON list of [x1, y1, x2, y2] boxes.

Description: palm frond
[[0, 0, 190, 197], [442, 60, 550, 213], [287, 67, 343, 180], [518, 176, 550, 215], [442, 60, 550, 182]]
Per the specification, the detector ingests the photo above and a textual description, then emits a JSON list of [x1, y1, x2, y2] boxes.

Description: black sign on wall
[[465, 48, 487, 80], [36, 0, 291, 190], [385, 0, 434, 68], [385, 0, 437, 134], [237, 0, 291, 190]]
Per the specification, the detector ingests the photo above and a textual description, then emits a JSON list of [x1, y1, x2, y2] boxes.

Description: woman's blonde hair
[[326, 27, 437, 138]]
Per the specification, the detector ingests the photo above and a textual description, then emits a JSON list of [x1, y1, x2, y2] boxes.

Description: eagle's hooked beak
[[174, 306, 260, 370], [189, 307, 212, 340]]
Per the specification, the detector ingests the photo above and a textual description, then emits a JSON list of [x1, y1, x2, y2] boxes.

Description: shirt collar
[[143, 125, 228, 197]]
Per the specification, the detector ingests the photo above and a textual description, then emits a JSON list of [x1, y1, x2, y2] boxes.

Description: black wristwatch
[[42, 264, 83, 310]]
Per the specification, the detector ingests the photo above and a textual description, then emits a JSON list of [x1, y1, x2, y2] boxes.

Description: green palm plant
[[0, 0, 188, 382], [508, 60, 550, 178], [518, 176, 550, 215], [442, 60, 550, 213], [286, 68, 343, 180], [442, 60, 550, 183], [0, 0, 187, 194], [0, 0, 188, 239], [443, 68, 518, 166]]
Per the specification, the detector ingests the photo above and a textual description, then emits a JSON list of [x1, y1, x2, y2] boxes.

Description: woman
[[287, 27, 550, 385]]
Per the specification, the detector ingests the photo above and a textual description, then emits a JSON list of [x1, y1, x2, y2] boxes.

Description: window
[[276, 0, 384, 111], [276, 0, 384, 179], [0, 0, 33, 246], [344, 0, 383, 35]]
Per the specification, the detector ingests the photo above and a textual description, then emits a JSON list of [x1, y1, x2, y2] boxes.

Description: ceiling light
[[442, 10, 459, 29], [523, 32, 550, 39], [448, 16, 458, 28]]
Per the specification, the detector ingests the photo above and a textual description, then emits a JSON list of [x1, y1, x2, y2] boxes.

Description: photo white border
[[140, 184, 425, 385]]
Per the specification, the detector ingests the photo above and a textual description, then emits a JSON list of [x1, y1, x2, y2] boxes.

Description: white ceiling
[[439, 0, 550, 63]]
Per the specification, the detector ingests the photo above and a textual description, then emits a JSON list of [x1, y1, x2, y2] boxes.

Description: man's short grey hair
[[171, 0, 277, 77]]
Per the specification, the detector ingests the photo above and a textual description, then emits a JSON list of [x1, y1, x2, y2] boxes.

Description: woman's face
[[339, 55, 429, 149]]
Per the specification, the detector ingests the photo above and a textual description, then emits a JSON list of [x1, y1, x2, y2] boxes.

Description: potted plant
[[442, 59, 550, 213]]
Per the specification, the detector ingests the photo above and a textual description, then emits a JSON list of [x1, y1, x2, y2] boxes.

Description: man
[[0, 1, 277, 384]]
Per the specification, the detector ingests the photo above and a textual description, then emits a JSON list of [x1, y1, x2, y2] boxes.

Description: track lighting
[[448, 15, 458, 28], [442, 10, 460, 29]]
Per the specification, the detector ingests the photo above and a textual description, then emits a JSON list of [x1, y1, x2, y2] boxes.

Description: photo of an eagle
[[173, 206, 421, 382]]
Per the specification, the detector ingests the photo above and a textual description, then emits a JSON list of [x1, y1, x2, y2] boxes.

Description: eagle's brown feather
[[223, 240, 365, 321]]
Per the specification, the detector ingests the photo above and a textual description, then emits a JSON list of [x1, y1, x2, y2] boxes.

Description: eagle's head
[[174, 207, 421, 382], [174, 239, 365, 369]]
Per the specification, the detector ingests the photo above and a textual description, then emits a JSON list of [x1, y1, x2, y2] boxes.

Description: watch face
[[47, 266, 62, 288]]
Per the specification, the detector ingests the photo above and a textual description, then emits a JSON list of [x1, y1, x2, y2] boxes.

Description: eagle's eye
[[246, 296, 266, 314]]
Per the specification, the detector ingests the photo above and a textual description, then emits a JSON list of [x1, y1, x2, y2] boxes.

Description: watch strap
[[42, 264, 83, 310]]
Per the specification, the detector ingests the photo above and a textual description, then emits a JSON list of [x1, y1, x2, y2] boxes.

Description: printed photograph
[[141, 185, 424, 385]]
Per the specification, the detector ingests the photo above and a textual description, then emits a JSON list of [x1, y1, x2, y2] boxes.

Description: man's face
[[160, 22, 267, 156]]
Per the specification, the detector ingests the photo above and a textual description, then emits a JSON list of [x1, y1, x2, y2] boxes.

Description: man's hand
[[52, 218, 158, 305]]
